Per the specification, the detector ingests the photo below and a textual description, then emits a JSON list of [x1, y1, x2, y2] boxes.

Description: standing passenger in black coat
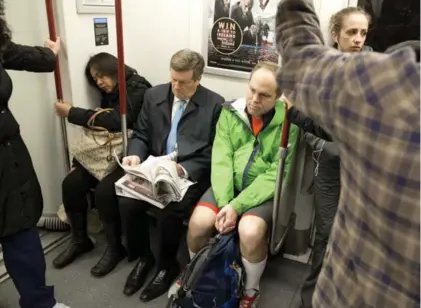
[[0, 2, 69, 307], [52, 52, 151, 277], [119, 49, 224, 302], [286, 103, 340, 308]]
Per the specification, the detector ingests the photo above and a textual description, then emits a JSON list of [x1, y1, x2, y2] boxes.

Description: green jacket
[[211, 98, 299, 214]]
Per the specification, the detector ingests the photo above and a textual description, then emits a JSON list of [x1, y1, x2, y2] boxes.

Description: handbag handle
[[86, 108, 115, 148], [87, 108, 114, 129]]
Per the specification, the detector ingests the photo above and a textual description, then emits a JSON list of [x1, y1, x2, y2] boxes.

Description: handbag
[[69, 108, 132, 180]]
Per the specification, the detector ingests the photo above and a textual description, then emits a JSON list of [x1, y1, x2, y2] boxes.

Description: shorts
[[196, 187, 273, 227]]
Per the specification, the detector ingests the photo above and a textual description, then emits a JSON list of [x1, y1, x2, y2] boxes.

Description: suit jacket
[[128, 83, 224, 182]]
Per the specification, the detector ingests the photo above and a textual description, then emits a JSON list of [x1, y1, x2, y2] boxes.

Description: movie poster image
[[206, 0, 280, 74]]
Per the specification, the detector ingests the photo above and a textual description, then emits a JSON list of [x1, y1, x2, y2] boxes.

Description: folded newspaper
[[114, 155, 195, 209]]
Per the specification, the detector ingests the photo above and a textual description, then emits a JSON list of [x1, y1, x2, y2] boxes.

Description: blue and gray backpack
[[167, 231, 245, 308]]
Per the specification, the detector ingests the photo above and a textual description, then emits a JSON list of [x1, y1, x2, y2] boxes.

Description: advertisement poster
[[205, 0, 280, 77]]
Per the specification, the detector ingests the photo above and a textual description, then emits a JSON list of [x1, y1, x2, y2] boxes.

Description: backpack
[[167, 231, 245, 308]]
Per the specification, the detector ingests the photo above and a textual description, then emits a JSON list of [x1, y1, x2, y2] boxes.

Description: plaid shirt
[[275, 1, 420, 307]]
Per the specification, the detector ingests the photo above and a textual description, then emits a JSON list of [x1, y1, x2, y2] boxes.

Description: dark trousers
[[61, 162, 124, 224], [119, 181, 207, 268], [0, 227, 55, 308], [300, 158, 340, 308]]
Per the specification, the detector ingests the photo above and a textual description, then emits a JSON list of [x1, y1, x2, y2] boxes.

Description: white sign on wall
[[76, 0, 115, 14]]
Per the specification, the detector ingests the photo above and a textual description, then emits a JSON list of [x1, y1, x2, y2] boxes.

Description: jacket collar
[[229, 98, 285, 127], [156, 83, 208, 124]]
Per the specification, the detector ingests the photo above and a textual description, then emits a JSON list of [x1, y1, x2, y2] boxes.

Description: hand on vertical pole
[[45, 0, 71, 171]]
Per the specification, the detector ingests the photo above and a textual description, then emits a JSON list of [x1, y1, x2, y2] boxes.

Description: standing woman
[[0, 1, 69, 308]]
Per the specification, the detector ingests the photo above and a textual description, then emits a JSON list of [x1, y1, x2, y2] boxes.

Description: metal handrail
[[45, 0, 70, 171], [114, 0, 128, 156], [269, 104, 291, 255]]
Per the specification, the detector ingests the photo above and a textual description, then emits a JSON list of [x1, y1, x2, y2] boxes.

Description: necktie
[[166, 101, 186, 154]]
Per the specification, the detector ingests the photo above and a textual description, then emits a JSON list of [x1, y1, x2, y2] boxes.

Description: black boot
[[52, 212, 94, 269], [90, 222, 126, 277]]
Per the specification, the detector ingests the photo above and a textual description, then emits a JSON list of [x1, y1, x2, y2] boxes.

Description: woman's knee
[[94, 178, 115, 204], [61, 169, 90, 199]]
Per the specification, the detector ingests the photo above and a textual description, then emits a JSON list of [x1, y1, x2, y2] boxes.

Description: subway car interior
[[0, 0, 419, 307]]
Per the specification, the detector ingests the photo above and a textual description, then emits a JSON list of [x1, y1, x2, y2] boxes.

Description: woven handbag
[[69, 108, 132, 180]]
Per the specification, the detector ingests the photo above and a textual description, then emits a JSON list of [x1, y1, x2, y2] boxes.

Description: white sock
[[242, 256, 267, 293], [188, 249, 196, 260]]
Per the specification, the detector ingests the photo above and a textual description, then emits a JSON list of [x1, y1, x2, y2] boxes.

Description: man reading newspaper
[[116, 49, 224, 303]]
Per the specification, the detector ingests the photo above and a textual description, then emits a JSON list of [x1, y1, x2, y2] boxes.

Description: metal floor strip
[[284, 247, 312, 264], [0, 230, 70, 284]]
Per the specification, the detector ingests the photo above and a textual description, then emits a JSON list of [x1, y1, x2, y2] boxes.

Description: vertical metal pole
[[270, 104, 291, 255], [114, 0, 128, 156], [45, 0, 71, 171]]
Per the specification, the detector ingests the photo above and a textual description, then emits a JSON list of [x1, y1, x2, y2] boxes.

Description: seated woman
[[52, 52, 152, 277]]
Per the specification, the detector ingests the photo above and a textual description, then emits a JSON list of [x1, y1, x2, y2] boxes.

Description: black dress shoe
[[139, 265, 180, 302], [123, 254, 155, 296]]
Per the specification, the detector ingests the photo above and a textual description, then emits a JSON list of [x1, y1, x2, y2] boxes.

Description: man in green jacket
[[186, 62, 298, 308]]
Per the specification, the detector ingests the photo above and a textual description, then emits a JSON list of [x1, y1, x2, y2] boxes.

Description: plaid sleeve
[[275, 1, 420, 307]]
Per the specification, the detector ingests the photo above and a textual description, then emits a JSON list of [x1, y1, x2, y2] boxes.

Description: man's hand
[[215, 204, 238, 234], [55, 102, 72, 118], [176, 164, 185, 177], [122, 155, 141, 166]]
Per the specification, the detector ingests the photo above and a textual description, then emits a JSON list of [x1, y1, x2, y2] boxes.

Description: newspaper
[[114, 154, 195, 209]]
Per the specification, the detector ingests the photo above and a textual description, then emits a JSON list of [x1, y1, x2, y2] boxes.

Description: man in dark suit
[[118, 49, 224, 302]]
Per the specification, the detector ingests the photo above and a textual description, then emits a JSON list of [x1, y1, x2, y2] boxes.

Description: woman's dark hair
[[0, 1, 12, 58], [85, 52, 137, 90]]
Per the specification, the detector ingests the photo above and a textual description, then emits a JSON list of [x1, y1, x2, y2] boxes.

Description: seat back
[[283, 134, 315, 256]]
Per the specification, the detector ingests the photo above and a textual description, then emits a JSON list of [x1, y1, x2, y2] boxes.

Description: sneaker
[[168, 277, 182, 298], [53, 303, 71, 308], [239, 289, 260, 308]]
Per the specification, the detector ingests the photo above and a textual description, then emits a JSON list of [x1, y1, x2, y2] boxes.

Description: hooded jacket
[[211, 98, 299, 214]]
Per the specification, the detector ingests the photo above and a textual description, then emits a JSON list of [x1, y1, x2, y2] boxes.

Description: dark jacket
[[0, 42, 56, 238], [287, 106, 340, 239], [287, 106, 332, 141], [67, 73, 151, 132], [128, 83, 224, 182]]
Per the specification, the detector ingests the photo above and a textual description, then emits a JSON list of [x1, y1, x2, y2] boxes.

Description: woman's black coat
[[0, 42, 56, 238]]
